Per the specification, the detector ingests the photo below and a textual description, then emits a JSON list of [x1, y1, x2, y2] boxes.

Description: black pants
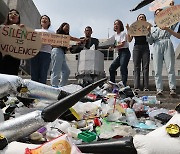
[[133, 45, 150, 90], [0, 55, 20, 75]]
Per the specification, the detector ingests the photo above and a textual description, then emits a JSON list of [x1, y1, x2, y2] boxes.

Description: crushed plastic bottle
[[125, 108, 139, 126]]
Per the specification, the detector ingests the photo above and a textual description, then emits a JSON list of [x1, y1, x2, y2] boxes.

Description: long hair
[[4, 9, 20, 25], [114, 19, 124, 32], [40, 15, 51, 28], [56, 22, 69, 35], [137, 14, 147, 21]]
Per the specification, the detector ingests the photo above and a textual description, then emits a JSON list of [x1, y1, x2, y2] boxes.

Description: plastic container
[[0, 109, 4, 123], [68, 127, 82, 139], [78, 131, 96, 142], [125, 108, 139, 126]]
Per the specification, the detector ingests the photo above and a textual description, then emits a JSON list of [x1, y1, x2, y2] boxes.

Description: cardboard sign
[[0, 25, 41, 59], [39, 32, 70, 47], [155, 5, 180, 28], [128, 21, 152, 36], [149, 0, 172, 11]]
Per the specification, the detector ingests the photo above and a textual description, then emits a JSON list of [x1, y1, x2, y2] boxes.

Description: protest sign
[[0, 25, 41, 59], [128, 21, 152, 36], [149, 0, 172, 11], [155, 5, 180, 28], [39, 32, 70, 47]]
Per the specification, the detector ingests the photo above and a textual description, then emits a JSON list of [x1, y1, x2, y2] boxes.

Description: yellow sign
[[0, 25, 41, 59], [155, 5, 180, 28], [39, 32, 70, 47], [128, 21, 152, 36]]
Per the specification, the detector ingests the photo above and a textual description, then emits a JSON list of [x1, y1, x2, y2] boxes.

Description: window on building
[[178, 70, 180, 76], [152, 70, 155, 76], [151, 53, 153, 60]]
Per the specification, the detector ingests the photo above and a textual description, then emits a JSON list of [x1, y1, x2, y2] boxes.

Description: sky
[[32, 0, 179, 51]]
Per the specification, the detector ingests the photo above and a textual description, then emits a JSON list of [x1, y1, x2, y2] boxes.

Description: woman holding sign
[[51, 22, 83, 87], [30, 15, 53, 84], [147, 8, 178, 96], [0, 9, 21, 75], [109, 19, 131, 86], [126, 14, 150, 92]]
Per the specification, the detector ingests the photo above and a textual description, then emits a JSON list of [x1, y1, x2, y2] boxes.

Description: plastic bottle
[[125, 108, 138, 126], [0, 108, 4, 123]]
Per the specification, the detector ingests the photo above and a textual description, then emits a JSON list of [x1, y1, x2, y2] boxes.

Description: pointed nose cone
[[41, 78, 107, 122]]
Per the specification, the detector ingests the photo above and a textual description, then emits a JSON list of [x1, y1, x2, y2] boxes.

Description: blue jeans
[[109, 48, 131, 86], [31, 52, 51, 84], [50, 48, 70, 87]]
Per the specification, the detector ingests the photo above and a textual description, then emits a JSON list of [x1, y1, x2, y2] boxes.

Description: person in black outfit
[[0, 9, 22, 75], [126, 14, 150, 91], [81, 26, 99, 50], [70, 26, 99, 53]]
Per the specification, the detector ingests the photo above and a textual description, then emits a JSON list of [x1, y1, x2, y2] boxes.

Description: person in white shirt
[[31, 15, 53, 84], [109, 19, 131, 86]]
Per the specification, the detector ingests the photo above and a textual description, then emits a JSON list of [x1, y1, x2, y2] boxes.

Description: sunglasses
[[9, 12, 19, 17]]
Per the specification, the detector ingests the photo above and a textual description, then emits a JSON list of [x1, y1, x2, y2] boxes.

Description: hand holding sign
[[38, 32, 70, 47], [127, 21, 152, 36], [155, 5, 180, 28], [0, 25, 41, 59]]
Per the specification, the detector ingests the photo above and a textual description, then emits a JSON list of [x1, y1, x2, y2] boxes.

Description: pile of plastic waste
[[0, 74, 180, 154]]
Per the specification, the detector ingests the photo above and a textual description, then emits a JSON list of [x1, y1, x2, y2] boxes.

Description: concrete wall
[[66, 43, 180, 78], [0, 0, 9, 24], [2, 0, 41, 29]]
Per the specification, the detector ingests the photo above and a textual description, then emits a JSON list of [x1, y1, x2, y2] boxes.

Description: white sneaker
[[157, 90, 163, 95]]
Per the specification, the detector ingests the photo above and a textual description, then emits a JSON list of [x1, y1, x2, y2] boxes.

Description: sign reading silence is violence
[[0, 25, 41, 59], [0, 25, 70, 59]]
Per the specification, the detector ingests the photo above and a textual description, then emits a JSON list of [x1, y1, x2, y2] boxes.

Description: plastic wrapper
[[25, 134, 82, 154]]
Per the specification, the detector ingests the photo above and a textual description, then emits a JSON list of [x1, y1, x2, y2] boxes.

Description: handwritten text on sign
[[39, 32, 70, 47], [149, 0, 172, 12], [155, 5, 180, 28], [128, 21, 152, 36], [0, 25, 41, 59]]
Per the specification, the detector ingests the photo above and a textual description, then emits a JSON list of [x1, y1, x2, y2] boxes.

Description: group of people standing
[[108, 8, 179, 96], [0, 8, 179, 96]]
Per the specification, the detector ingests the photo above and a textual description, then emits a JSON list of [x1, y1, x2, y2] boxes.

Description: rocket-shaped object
[[21, 79, 69, 100], [0, 74, 70, 101], [0, 74, 22, 99], [0, 78, 107, 143]]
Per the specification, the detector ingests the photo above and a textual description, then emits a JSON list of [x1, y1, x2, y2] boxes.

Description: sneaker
[[157, 90, 163, 95], [134, 89, 140, 92], [144, 88, 149, 91], [170, 89, 176, 95]]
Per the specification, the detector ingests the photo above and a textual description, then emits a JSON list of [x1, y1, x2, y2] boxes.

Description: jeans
[[109, 48, 131, 86], [51, 48, 70, 87], [153, 39, 176, 91], [133, 45, 150, 89], [31, 52, 51, 84]]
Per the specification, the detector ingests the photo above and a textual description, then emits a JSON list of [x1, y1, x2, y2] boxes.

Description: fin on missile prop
[[130, 0, 155, 11], [77, 137, 137, 154], [41, 78, 107, 122]]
